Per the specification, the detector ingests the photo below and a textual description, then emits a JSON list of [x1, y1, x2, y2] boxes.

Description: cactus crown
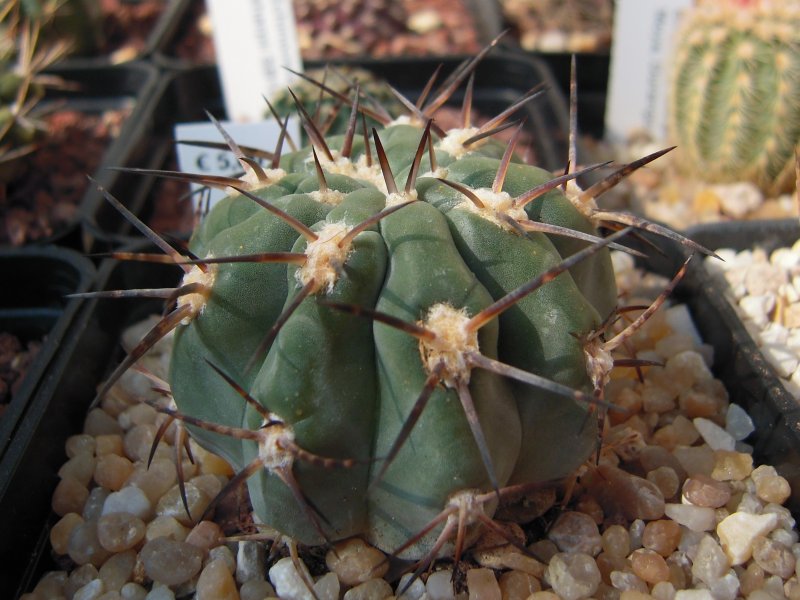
[[668, 0, 800, 195], [92, 44, 709, 569]]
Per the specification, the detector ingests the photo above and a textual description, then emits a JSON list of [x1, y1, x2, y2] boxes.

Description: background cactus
[[268, 66, 404, 144], [668, 0, 800, 195], [0, 2, 70, 185], [97, 49, 704, 564]]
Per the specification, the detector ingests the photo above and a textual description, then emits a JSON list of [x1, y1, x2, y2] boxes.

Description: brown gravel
[[0, 331, 42, 412]]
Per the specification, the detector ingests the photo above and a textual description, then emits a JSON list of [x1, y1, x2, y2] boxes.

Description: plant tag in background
[[604, 0, 693, 145], [174, 118, 299, 208], [175, 0, 304, 210], [206, 0, 303, 122]]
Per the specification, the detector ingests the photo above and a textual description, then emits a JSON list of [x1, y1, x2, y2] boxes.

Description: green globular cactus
[[668, 0, 800, 195], [95, 49, 707, 564]]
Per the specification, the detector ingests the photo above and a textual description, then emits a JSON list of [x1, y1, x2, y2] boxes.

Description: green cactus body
[[164, 91, 619, 558], [367, 200, 522, 555], [669, 0, 800, 195]]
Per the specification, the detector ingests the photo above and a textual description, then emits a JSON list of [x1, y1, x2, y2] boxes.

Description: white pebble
[[717, 512, 779, 565], [783, 283, 800, 305], [713, 182, 763, 219], [396, 573, 426, 600], [426, 569, 455, 599], [545, 553, 601, 600], [73, 578, 105, 600], [725, 404, 755, 441], [693, 418, 736, 451], [664, 304, 704, 348], [674, 590, 714, 599], [313, 572, 340, 600], [770, 247, 800, 271], [787, 330, 800, 350], [691, 536, 728, 586], [762, 343, 799, 378], [785, 374, 800, 397], [707, 571, 739, 600], [121, 582, 148, 600], [664, 503, 716, 532], [144, 584, 175, 600], [102, 487, 152, 521], [269, 557, 316, 600], [738, 294, 775, 329], [760, 322, 789, 346]]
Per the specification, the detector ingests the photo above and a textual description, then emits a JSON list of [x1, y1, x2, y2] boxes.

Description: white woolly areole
[[257, 424, 296, 471], [584, 337, 615, 390], [564, 179, 597, 217], [177, 262, 217, 324], [458, 188, 527, 232], [387, 115, 413, 127], [437, 127, 482, 159], [445, 489, 485, 527], [421, 167, 450, 180], [419, 303, 479, 387], [226, 168, 286, 196], [296, 221, 352, 293], [309, 189, 346, 206], [385, 189, 418, 207], [310, 150, 385, 190]]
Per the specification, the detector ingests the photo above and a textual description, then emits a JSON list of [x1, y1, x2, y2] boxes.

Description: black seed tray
[[0, 244, 177, 599], [0, 247, 95, 463], [85, 51, 571, 250], [152, 0, 503, 71], [1, 62, 160, 251]]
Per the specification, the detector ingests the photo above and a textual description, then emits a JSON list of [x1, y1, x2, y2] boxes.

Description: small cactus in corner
[[0, 2, 70, 184], [91, 43, 708, 567], [668, 0, 800, 195]]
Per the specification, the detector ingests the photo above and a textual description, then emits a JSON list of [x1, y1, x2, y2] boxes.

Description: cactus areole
[[98, 50, 702, 563]]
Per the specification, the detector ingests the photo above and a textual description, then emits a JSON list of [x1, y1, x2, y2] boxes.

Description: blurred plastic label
[[173, 1, 304, 210], [605, 0, 693, 144], [174, 117, 299, 209], [205, 0, 303, 122]]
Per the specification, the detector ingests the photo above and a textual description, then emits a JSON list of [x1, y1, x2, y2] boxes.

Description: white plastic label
[[174, 117, 299, 208], [205, 0, 303, 122], [604, 0, 693, 145]]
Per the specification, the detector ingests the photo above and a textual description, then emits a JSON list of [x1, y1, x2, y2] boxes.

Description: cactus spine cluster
[[96, 45, 706, 566], [668, 0, 800, 195]]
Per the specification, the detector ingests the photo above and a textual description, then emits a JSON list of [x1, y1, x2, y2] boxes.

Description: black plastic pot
[[0, 244, 178, 599], [0, 247, 96, 462], [84, 51, 573, 250], [0, 247, 99, 599], [1, 62, 160, 250]]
